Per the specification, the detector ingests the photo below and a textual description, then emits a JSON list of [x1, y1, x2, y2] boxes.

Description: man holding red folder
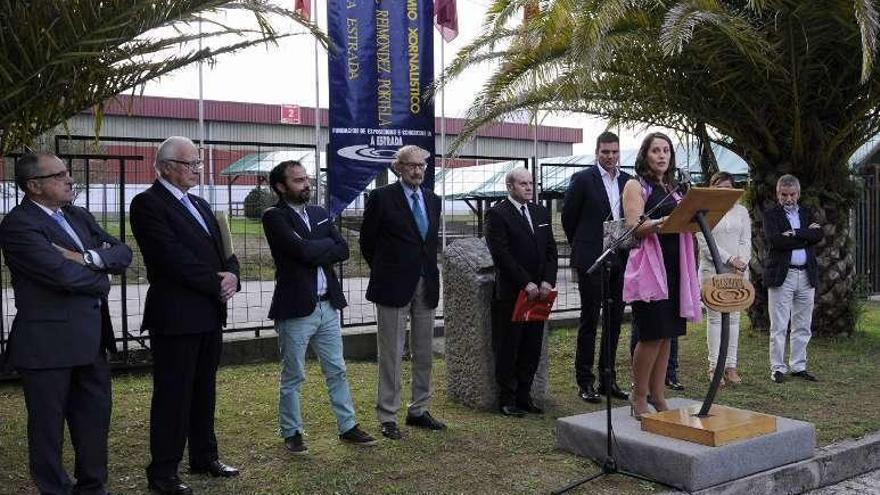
[[485, 168, 558, 417]]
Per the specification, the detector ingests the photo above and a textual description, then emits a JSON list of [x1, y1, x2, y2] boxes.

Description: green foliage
[[0, 0, 327, 155], [242, 186, 275, 220]]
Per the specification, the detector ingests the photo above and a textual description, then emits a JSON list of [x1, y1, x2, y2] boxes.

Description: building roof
[[87, 95, 583, 144]]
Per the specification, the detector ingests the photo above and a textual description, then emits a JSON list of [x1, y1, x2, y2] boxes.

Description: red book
[[511, 289, 557, 322]]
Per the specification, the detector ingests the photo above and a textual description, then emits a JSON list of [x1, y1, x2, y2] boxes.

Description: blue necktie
[[411, 192, 428, 240], [181, 194, 210, 234], [52, 211, 85, 251]]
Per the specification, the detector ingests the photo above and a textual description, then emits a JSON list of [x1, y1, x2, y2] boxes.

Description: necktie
[[181, 194, 210, 234], [520, 205, 534, 233], [52, 211, 85, 251], [411, 192, 428, 240]]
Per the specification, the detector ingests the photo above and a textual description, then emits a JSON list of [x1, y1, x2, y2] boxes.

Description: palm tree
[[442, 0, 880, 335], [0, 0, 325, 155]]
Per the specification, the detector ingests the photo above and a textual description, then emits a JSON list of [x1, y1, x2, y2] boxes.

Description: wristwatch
[[83, 251, 97, 269]]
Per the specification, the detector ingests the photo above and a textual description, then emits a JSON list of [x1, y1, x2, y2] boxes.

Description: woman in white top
[[696, 172, 751, 385]]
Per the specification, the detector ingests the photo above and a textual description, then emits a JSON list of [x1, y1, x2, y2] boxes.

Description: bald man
[[130, 136, 241, 495]]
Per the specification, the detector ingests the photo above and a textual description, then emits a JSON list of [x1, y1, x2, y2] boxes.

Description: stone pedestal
[[442, 237, 549, 411]]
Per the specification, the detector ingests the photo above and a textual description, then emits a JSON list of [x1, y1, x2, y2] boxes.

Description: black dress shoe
[[772, 371, 786, 383], [517, 401, 544, 414], [578, 384, 601, 403], [148, 475, 193, 495], [597, 383, 630, 400], [665, 378, 685, 391], [791, 370, 818, 382], [405, 410, 447, 430], [499, 405, 527, 417], [190, 460, 239, 478], [380, 421, 403, 440]]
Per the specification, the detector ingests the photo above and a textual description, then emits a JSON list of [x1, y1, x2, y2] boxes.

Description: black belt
[[788, 265, 807, 270], [317, 294, 330, 301]]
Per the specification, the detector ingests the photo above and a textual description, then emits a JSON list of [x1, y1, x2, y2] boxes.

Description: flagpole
[[312, 0, 322, 208], [440, 38, 447, 248], [198, 19, 208, 201]]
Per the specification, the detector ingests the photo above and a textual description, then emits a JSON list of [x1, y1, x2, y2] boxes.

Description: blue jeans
[[277, 301, 357, 438]]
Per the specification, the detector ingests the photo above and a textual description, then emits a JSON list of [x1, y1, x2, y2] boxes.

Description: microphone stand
[[552, 184, 681, 494]]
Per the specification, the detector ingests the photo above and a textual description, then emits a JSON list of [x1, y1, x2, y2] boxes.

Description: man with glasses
[[359, 145, 446, 440], [130, 136, 241, 495], [0, 152, 132, 495]]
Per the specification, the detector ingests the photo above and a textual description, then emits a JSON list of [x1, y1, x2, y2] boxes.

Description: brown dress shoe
[[724, 367, 742, 385]]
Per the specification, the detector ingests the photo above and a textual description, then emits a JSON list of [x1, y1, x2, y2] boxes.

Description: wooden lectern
[[641, 187, 777, 447]]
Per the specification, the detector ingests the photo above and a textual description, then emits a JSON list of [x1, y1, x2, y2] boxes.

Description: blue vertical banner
[[327, 0, 435, 216]]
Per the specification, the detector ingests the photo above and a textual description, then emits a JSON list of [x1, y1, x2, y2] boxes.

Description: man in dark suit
[[762, 174, 823, 384], [130, 136, 240, 495], [0, 152, 132, 495], [262, 160, 376, 454], [359, 145, 446, 439], [561, 131, 631, 403], [485, 167, 558, 417]]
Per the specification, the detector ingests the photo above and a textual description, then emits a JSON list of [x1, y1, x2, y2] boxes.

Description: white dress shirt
[[507, 195, 533, 231], [598, 165, 621, 220]]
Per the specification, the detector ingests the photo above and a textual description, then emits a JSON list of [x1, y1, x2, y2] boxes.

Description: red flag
[[295, 0, 311, 21], [434, 0, 458, 42]]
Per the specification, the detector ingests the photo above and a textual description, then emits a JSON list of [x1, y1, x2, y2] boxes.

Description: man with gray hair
[[130, 136, 241, 494], [359, 144, 446, 440], [761, 174, 823, 384]]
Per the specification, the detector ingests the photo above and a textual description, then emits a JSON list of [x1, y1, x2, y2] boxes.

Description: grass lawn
[[1, 302, 879, 494]]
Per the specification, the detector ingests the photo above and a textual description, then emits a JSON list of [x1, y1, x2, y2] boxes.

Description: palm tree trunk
[[747, 163, 859, 336]]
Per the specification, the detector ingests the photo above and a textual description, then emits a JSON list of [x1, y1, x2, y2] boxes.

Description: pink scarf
[[622, 182, 702, 322]]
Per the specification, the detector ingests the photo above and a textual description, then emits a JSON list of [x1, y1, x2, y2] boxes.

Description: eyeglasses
[[164, 158, 204, 171], [400, 161, 427, 170], [27, 170, 70, 181]]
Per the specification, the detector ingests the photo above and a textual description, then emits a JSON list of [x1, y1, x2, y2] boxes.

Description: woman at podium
[[621, 132, 701, 420]]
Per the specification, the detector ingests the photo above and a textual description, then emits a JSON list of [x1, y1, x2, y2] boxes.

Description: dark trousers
[[575, 265, 625, 389], [19, 353, 111, 495], [147, 331, 222, 479], [491, 298, 544, 408], [628, 323, 679, 380]]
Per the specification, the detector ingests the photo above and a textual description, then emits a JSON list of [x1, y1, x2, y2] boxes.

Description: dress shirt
[[507, 195, 534, 231], [400, 181, 428, 226], [33, 200, 104, 268], [785, 205, 807, 266], [288, 202, 328, 296], [598, 165, 622, 220]]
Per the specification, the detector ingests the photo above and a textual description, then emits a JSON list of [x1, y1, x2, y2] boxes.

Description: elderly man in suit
[[359, 145, 446, 440], [485, 167, 558, 417], [762, 174, 823, 384], [561, 131, 631, 403], [0, 152, 132, 495], [262, 160, 376, 454], [130, 136, 240, 495]]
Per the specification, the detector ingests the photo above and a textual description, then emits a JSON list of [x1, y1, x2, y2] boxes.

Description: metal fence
[[0, 138, 581, 369], [855, 169, 880, 293]]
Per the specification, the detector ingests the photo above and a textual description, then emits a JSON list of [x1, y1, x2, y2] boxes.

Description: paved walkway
[[808, 470, 880, 494]]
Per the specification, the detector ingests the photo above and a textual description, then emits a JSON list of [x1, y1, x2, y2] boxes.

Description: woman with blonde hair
[[696, 171, 751, 385]]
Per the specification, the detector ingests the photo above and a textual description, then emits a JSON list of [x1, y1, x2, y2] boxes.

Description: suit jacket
[[761, 204, 822, 288], [130, 181, 240, 336], [262, 201, 348, 319], [0, 198, 132, 369], [484, 199, 559, 301], [561, 165, 631, 270], [359, 181, 441, 308]]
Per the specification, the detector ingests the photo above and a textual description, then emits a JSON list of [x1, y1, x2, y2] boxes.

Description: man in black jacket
[[262, 161, 376, 454], [130, 136, 240, 495], [762, 174, 823, 384], [561, 131, 631, 403], [0, 152, 132, 495], [359, 145, 445, 439], [485, 167, 558, 417]]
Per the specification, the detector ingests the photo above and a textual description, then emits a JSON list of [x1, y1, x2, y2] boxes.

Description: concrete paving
[[808, 469, 880, 494]]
